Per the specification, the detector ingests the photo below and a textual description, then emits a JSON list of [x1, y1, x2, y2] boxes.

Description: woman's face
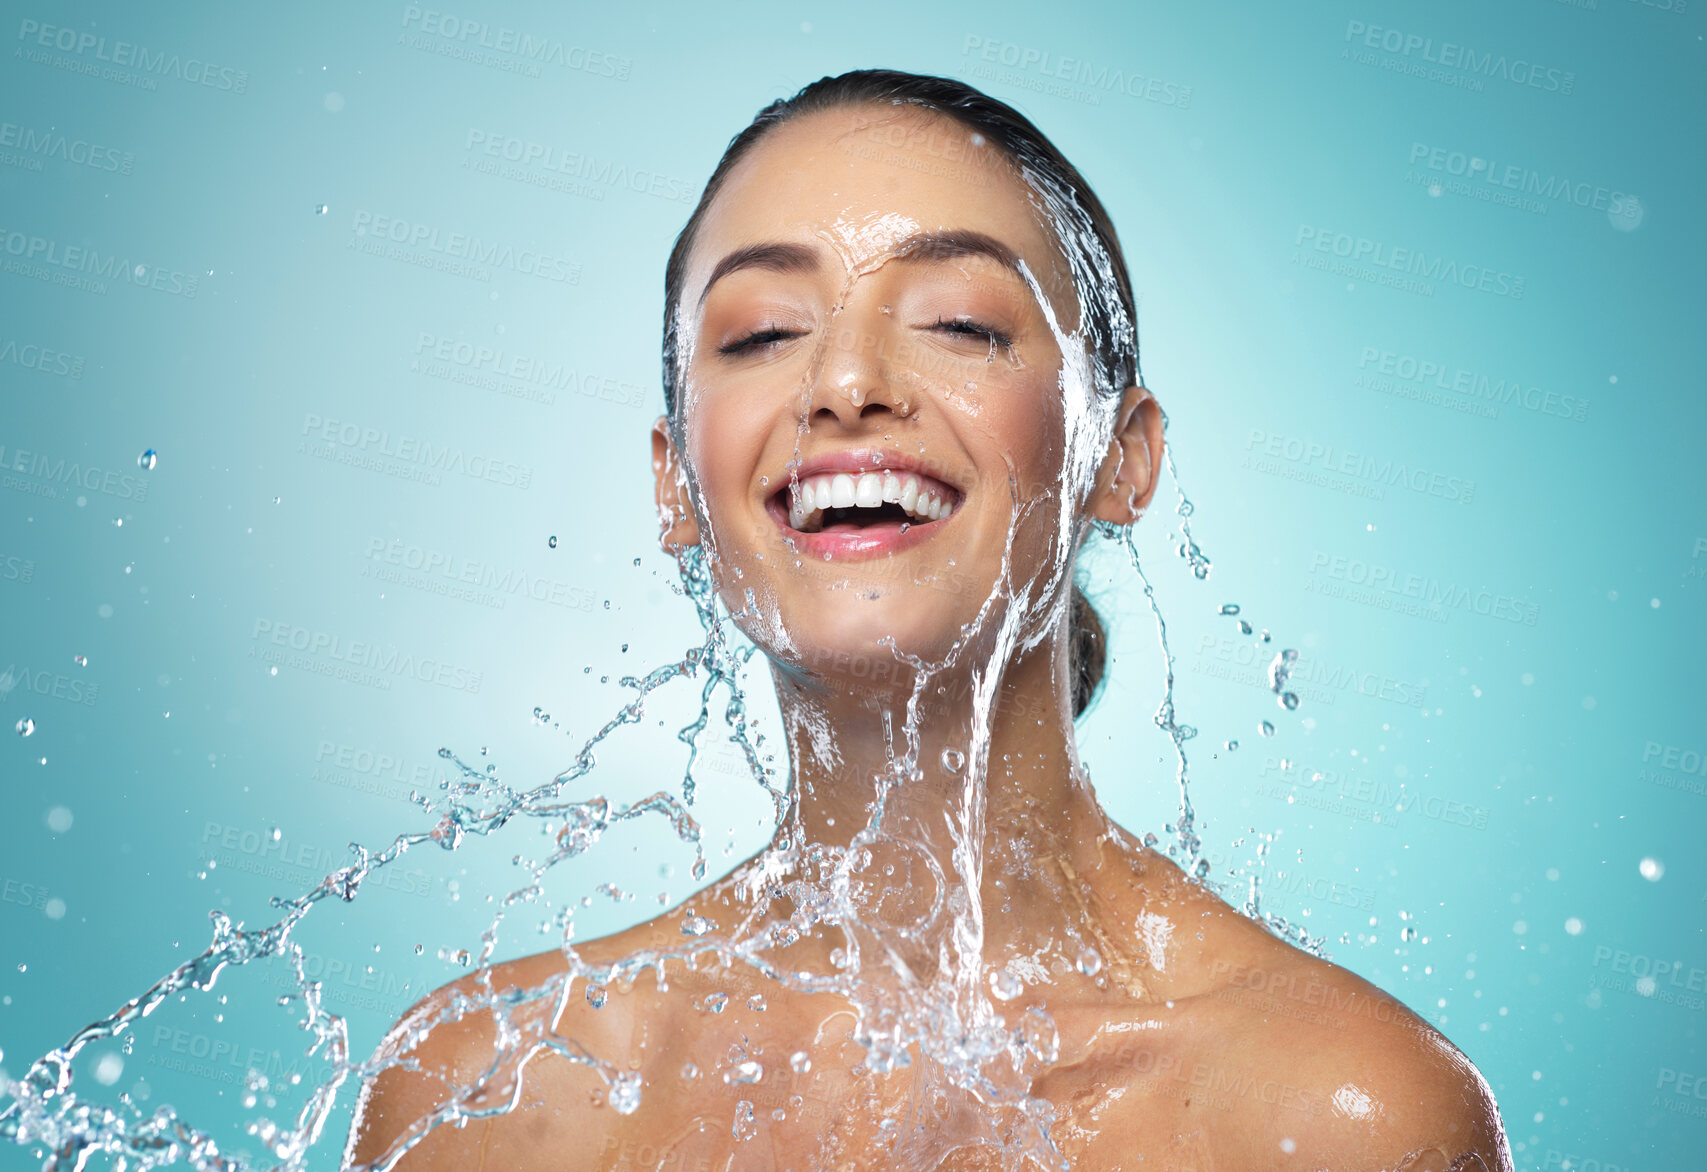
[[655, 104, 1132, 682]]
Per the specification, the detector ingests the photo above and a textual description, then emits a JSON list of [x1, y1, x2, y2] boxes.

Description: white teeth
[[829, 473, 856, 509], [781, 466, 958, 532]]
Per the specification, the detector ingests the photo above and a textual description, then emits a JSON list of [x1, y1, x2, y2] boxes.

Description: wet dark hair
[[661, 69, 1140, 720]]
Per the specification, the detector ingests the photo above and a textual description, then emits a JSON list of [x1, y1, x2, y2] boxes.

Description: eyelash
[[931, 315, 1014, 349], [717, 326, 801, 356], [718, 317, 1013, 357]]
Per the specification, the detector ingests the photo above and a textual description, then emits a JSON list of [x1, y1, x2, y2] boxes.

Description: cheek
[[683, 395, 767, 529], [970, 382, 1071, 502]]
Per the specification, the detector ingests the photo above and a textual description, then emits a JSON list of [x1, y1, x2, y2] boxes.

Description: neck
[[767, 626, 1128, 965]]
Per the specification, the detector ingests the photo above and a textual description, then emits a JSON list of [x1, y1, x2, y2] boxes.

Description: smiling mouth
[[774, 470, 960, 535]]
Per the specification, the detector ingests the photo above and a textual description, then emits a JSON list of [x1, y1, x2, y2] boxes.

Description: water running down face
[[651, 104, 1164, 696]]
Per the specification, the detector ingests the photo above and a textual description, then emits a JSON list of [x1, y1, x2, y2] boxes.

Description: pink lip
[[763, 448, 964, 562]]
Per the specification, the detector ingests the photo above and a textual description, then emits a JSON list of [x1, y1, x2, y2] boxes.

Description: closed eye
[[718, 326, 804, 356], [931, 315, 1014, 349]]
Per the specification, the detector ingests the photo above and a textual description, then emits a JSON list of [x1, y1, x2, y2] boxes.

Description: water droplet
[[548, 535, 558, 549], [702, 992, 728, 1014], [1238, 619, 1253, 635], [15, 718, 35, 737], [724, 1060, 762, 1086], [1219, 603, 1240, 616], [72, 655, 87, 668], [940, 748, 965, 774], [789, 1051, 811, 1074], [315, 203, 329, 215], [608, 1071, 642, 1115], [746, 995, 766, 1012], [1280, 692, 1300, 710], [92, 1053, 124, 1086], [989, 969, 1022, 1001], [585, 983, 608, 1008], [680, 914, 714, 937], [1224, 739, 1238, 751], [1639, 857, 1664, 882], [1401, 926, 1418, 942], [1259, 720, 1276, 737], [1076, 947, 1103, 976], [732, 1099, 757, 1141], [680, 1062, 700, 1079], [137, 449, 157, 471]]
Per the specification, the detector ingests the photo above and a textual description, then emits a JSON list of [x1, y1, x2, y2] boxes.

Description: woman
[[347, 70, 1510, 1171]]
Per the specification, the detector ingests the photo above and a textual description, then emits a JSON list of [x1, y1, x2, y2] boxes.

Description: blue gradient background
[[1, 2, 1702, 1168]]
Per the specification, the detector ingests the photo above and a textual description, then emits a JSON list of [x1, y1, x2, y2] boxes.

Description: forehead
[[687, 104, 1075, 303]]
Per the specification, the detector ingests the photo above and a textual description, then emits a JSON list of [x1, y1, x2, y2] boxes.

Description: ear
[[650, 415, 702, 551], [1087, 385, 1164, 526]]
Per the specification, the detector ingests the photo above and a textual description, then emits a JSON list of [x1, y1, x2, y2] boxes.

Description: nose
[[806, 312, 913, 426]]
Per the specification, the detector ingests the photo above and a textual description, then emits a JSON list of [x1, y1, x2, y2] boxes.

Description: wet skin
[[347, 105, 1511, 1171]]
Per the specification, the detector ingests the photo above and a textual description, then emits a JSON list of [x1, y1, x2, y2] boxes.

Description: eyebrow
[[696, 229, 1025, 308]]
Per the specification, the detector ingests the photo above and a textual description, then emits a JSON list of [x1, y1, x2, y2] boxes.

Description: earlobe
[[650, 416, 702, 552]]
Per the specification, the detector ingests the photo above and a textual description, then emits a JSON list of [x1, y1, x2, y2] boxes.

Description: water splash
[[4, 117, 1329, 1172]]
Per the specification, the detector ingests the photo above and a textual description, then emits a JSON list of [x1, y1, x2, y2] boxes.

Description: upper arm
[[343, 991, 506, 1171], [344, 969, 633, 1171], [1289, 1019, 1513, 1171]]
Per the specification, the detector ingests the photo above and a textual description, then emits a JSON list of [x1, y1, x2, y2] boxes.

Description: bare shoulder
[[343, 936, 648, 1170], [1203, 926, 1513, 1171]]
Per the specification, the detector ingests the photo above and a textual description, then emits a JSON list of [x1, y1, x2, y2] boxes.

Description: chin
[[753, 585, 987, 695]]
